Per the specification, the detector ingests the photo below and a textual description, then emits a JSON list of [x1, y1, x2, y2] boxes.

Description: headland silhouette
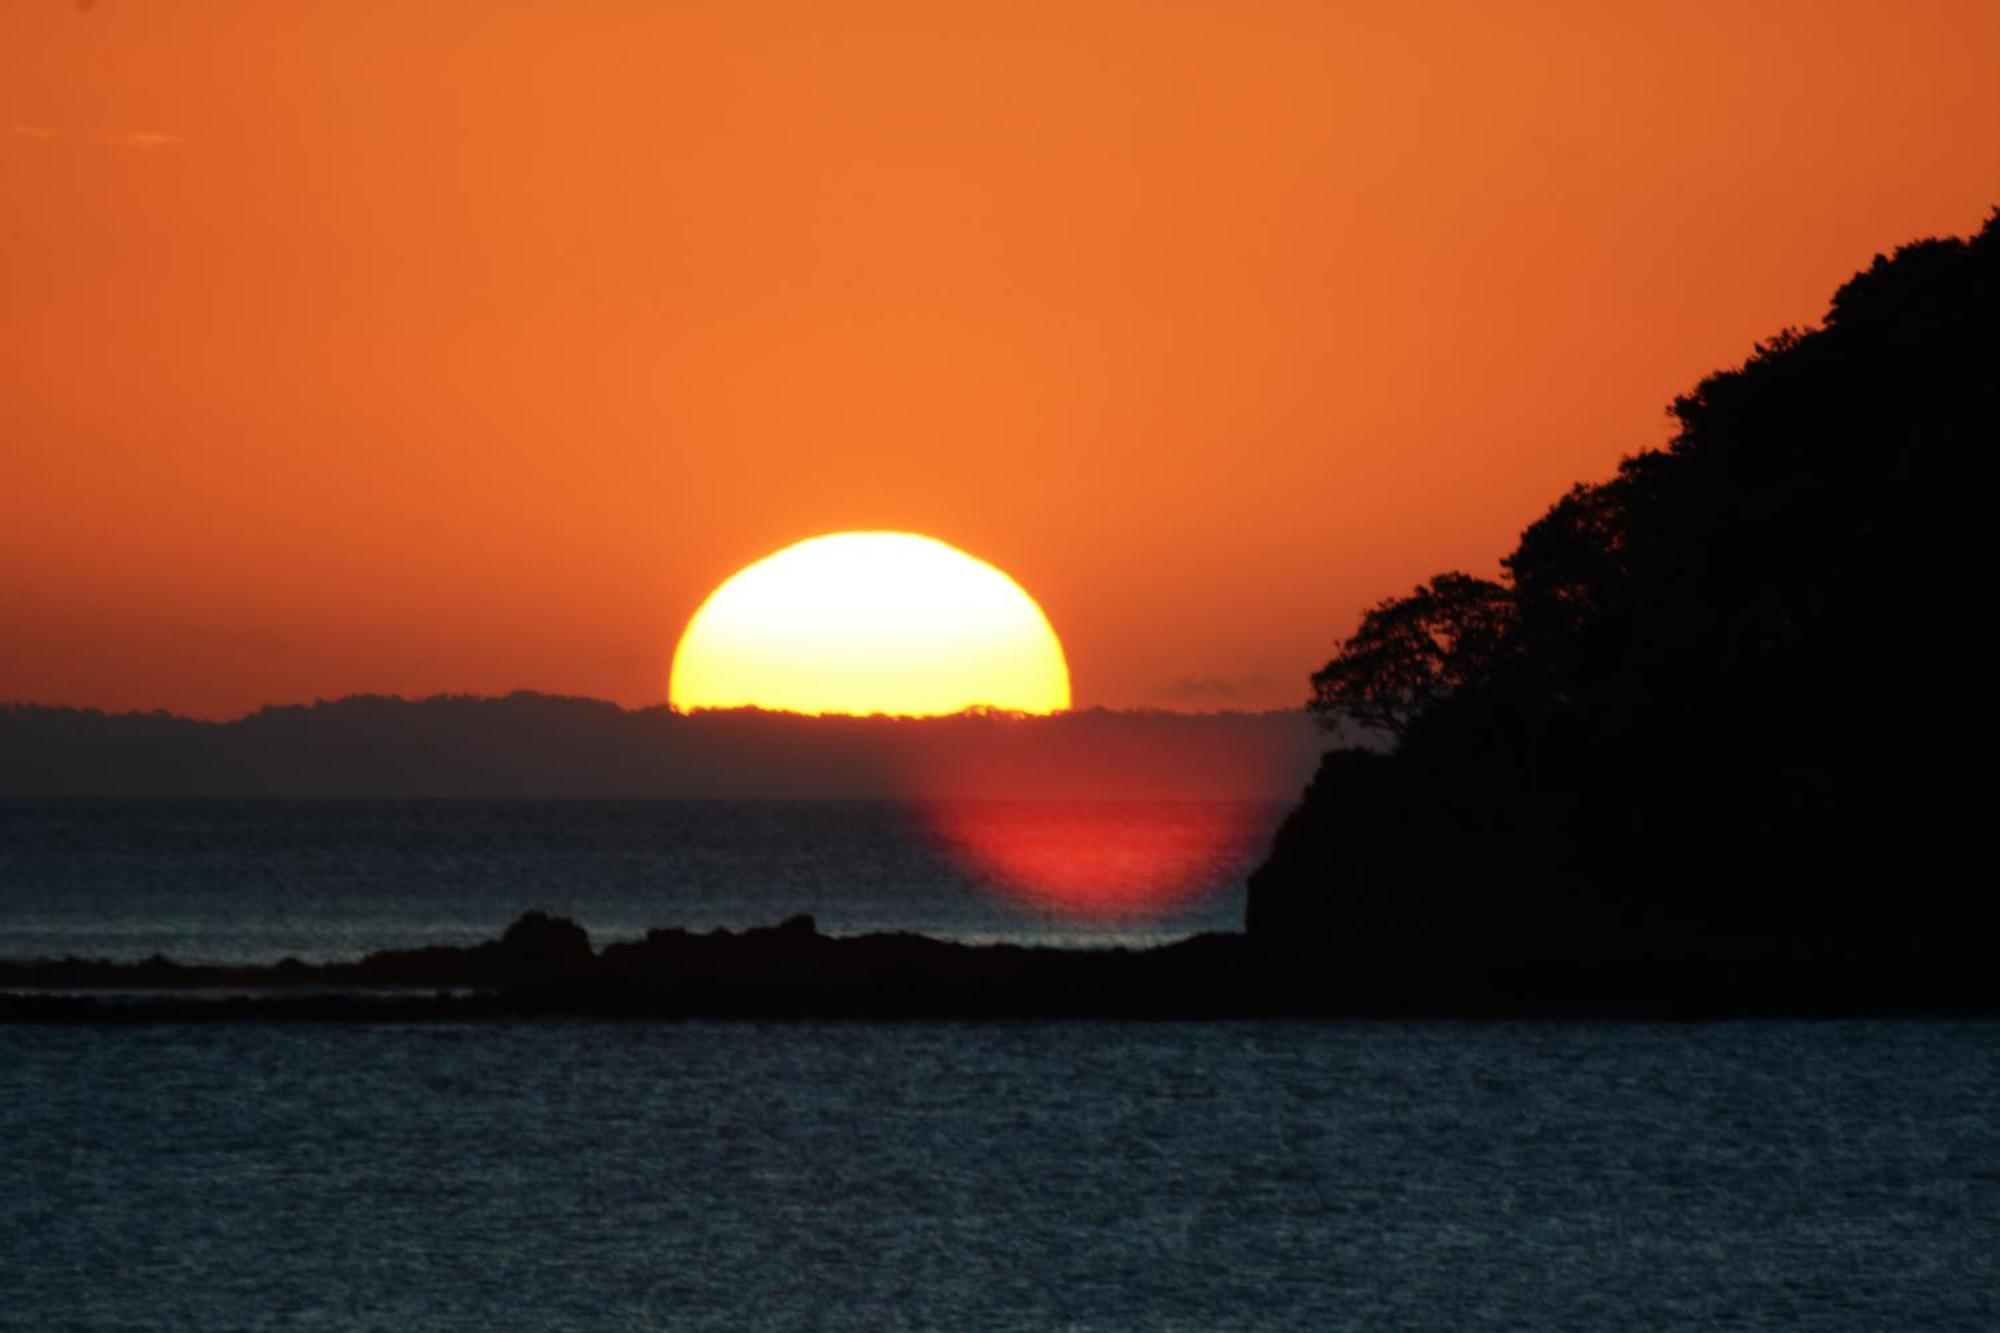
[[1249, 209, 2000, 977]]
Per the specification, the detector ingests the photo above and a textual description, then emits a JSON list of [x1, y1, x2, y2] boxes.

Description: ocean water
[[2, 1018, 1995, 1331], [0, 800, 1284, 963], [6, 802, 1997, 1329]]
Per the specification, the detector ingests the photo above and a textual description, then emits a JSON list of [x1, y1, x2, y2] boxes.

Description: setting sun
[[668, 532, 1071, 717]]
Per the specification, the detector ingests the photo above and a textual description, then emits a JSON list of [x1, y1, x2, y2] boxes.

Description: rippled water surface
[[3, 1019, 1996, 1331]]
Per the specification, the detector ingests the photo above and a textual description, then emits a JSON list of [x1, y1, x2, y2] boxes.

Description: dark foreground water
[[3, 1019, 1996, 1331], [0, 801, 1281, 962]]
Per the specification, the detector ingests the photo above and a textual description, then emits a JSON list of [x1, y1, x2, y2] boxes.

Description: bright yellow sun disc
[[669, 532, 1071, 716]]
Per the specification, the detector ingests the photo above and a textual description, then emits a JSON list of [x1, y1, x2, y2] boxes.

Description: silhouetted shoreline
[[3, 911, 1992, 1023]]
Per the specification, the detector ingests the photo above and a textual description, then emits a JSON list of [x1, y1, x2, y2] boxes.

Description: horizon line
[[0, 690, 1311, 727]]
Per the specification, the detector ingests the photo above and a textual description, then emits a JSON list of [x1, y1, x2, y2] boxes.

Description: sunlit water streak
[[920, 800, 1273, 919], [0, 800, 1286, 963]]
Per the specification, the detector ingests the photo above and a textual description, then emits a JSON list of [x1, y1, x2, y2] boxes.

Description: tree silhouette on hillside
[[1251, 210, 2000, 967], [1309, 572, 1513, 738]]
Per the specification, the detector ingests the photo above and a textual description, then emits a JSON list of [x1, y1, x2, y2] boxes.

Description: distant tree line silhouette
[[1251, 210, 1999, 968], [0, 694, 1330, 801]]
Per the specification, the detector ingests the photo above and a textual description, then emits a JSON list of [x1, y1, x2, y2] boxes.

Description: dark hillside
[[1251, 212, 1999, 970]]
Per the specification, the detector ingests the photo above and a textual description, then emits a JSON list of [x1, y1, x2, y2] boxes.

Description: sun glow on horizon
[[669, 532, 1071, 717]]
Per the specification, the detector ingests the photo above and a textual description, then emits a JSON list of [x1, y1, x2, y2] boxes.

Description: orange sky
[[5, 1, 1997, 717]]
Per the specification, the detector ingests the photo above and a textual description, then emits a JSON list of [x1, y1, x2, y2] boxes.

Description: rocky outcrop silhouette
[[2, 910, 1994, 1021], [498, 910, 595, 982]]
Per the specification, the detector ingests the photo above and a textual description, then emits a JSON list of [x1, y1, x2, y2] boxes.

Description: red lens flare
[[918, 801, 1275, 920]]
